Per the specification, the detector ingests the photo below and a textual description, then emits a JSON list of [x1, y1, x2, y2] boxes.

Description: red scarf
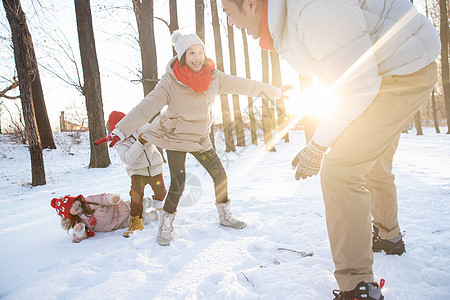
[[259, 0, 276, 51], [172, 58, 216, 93]]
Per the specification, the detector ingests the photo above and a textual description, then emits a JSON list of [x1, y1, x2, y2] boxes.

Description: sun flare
[[300, 84, 334, 118]]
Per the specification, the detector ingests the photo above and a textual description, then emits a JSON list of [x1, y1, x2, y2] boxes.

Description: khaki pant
[[320, 62, 437, 291]]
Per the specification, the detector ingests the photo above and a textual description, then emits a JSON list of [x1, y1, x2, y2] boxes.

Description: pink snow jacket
[[72, 193, 129, 243]]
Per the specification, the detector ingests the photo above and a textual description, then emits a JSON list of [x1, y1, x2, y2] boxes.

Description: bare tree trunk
[[27, 39, 55, 148], [169, 0, 178, 57], [169, 0, 178, 34], [3, 2, 55, 149], [269, 51, 289, 143], [210, 0, 235, 152], [194, 0, 212, 147], [30, 66, 56, 149], [227, 24, 245, 146], [299, 75, 317, 143], [414, 112, 423, 135], [133, 0, 158, 97], [261, 49, 275, 152], [195, 0, 205, 42], [431, 90, 440, 133], [439, 0, 450, 134], [408, 0, 424, 136], [194, 0, 213, 148], [134, 0, 165, 161], [4, 0, 46, 186], [269, 90, 276, 132], [60, 111, 66, 132], [241, 29, 257, 145], [74, 0, 110, 168]]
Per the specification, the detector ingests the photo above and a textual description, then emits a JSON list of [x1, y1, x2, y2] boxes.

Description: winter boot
[[143, 197, 152, 210], [152, 199, 164, 211], [142, 210, 159, 225], [333, 281, 384, 300], [157, 210, 176, 246], [123, 216, 144, 238], [372, 226, 405, 255], [215, 200, 246, 229], [143, 196, 164, 211]]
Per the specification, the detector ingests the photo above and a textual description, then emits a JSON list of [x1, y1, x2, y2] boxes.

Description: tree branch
[[0, 76, 20, 99], [154, 16, 170, 29]]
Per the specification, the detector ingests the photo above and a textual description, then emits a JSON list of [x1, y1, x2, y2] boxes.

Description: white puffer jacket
[[113, 123, 164, 177], [268, 0, 440, 147]]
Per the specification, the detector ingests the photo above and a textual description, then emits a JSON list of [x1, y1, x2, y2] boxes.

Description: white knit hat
[[171, 30, 205, 61]]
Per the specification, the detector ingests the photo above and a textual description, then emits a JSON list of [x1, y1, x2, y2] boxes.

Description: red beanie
[[51, 195, 83, 219], [108, 111, 126, 133]]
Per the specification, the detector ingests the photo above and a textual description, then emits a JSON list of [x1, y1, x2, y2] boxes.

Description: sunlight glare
[[301, 85, 334, 118]]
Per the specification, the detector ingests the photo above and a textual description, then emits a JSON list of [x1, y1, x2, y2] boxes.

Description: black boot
[[373, 226, 406, 255], [333, 281, 384, 300]]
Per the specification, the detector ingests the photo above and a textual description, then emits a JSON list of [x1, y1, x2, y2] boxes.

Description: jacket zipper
[[143, 149, 152, 176], [133, 134, 152, 177]]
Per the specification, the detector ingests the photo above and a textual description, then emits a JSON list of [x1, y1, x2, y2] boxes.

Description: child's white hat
[[171, 30, 205, 61]]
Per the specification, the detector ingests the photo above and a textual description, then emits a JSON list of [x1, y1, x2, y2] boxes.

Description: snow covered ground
[[0, 127, 449, 299]]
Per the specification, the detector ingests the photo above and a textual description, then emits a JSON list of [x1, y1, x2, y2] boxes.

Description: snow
[[0, 127, 449, 299]]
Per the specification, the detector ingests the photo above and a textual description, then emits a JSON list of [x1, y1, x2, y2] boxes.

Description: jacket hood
[[166, 56, 179, 74], [166, 56, 191, 88], [268, 0, 314, 53]]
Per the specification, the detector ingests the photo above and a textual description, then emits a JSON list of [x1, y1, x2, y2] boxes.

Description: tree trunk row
[[3, 0, 46, 186]]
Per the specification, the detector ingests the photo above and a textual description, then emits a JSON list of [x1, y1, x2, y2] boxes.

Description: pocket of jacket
[[160, 117, 177, 133], [173, 118, 210, 136]]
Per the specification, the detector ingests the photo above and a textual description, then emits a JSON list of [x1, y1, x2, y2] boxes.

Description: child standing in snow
[[96, 31, 291, 246], [107, 111, 167, 237], [51, 193, 158, 243]]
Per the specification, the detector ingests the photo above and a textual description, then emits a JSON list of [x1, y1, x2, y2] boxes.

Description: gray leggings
[[164, 149, 228, 213]]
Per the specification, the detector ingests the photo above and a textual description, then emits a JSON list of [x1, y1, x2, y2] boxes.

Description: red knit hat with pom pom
[[51, 195, 81, 219]]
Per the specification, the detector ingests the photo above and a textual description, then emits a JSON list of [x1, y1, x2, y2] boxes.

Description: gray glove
[[291, 141, 328, 180]]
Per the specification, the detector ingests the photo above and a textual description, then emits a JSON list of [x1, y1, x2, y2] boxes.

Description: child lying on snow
[[50, 193, 159, 243]]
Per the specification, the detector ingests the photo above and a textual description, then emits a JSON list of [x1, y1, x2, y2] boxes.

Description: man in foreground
[[222, 0, 440, 298]]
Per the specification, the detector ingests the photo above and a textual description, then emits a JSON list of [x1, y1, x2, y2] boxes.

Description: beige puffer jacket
[[113, 123, 164, 177], [268, 0, 440, 147], [116, 57, 280, 152]]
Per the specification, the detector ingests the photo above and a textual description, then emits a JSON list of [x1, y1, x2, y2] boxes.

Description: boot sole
[[373, 244, 406, 255], [157, 239, 170, 246], [220, 222, 247, 229], [123, 229, 143, 238], [373, 248, 405, 255]]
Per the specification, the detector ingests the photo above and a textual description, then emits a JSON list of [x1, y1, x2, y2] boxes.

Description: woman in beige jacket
[[99, 31, 289, 246]]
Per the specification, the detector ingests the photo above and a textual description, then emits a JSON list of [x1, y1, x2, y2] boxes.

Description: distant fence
[[59, 111, 88, 132]]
